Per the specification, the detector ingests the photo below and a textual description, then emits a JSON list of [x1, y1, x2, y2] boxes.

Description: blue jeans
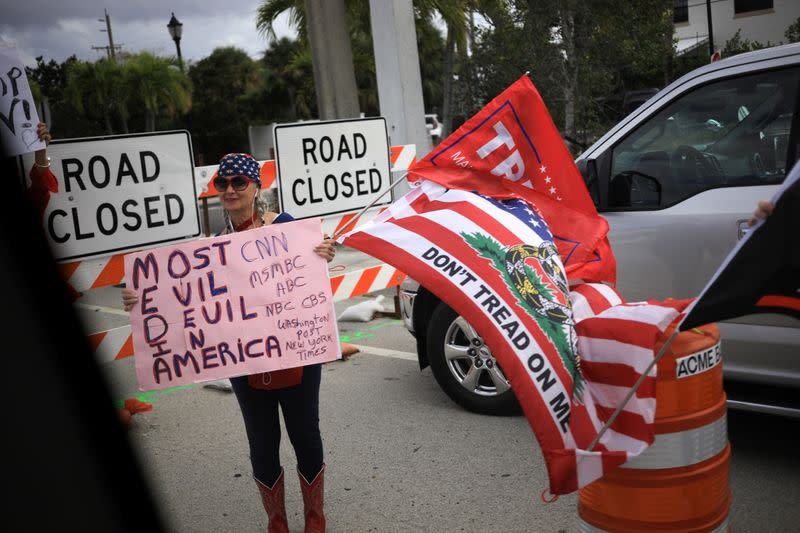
[[230, 364, 323, 485]]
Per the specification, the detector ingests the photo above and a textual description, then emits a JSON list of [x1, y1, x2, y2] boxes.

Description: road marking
[[75, 303, 130, 316], [340, 319, 402, 342], [348, 344, 418, 361]]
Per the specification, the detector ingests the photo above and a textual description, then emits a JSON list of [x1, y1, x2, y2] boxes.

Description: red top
[[28, 164, 59, 221]]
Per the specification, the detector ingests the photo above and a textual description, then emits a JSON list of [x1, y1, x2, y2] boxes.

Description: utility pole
[[368, 0, 431, 198], [706, 0, 714, 57], [91, 9, 122, 62]]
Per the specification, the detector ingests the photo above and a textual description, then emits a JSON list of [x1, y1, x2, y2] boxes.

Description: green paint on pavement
[[116, 384, 194, 408], [339, 331, 375, 343], [339, 319, 401, 342], [138, 384, 194, 403], [367, 319, 402, 331]]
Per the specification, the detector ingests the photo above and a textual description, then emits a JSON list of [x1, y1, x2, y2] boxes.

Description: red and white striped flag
[[340, 181, 689, 494]]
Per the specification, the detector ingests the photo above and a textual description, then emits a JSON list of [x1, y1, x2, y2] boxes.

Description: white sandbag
[[203, 379, 233, 392], [337, 295, 386, 322]]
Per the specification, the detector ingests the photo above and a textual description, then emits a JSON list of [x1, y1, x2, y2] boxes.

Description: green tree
[[415, 15, 446, 114], [416, 0, 468, 137], [126, 52, 192, 132], [186, 47, 259, 163], [257, 0, 379, 116], [26, 55, 76, 128], [256, 0, 309, 42], [244, 37, 317, 122], [786, 17, 800, 43], [466, 0, 674, 151], [721, 29, 771, 57], [256, 0, 446, 119], [64, 58, 130, 135]]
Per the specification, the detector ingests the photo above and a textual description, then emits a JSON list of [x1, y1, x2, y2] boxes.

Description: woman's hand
[[37, 122, 52, 145], [34, 122, 51, 167], [748, 200, 774, 226], [122, 287, 139, 312], [314, 236, 336, 263]]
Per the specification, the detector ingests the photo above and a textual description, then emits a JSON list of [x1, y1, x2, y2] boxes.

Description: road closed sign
[[20, 130, 200, 261], [274, 117, 391, 219]]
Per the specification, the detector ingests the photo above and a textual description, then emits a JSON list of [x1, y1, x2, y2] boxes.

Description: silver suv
[[401, 43, 800, 417]]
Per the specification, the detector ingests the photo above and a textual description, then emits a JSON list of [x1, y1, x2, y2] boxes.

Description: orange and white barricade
[[61, 144, 415, 293], [578, 324, 730, 533]]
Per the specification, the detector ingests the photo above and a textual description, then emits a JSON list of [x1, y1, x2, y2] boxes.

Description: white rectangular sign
[[0, 47, 46, 157], [675, 342, 722, 379], [274, 117, 392, 220], [20, 131, 201, 261]]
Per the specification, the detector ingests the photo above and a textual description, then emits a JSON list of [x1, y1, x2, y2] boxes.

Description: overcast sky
[[0, 0, 297, 67]]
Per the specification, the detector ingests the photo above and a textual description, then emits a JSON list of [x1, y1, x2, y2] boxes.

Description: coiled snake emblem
[[505, 243, 573, 325]]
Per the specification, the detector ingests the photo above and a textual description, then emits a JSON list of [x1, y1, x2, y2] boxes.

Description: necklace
[[234, 216, 256, 232]]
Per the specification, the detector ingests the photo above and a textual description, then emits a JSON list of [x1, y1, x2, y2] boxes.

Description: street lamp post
[[167, 12, 184, 72]]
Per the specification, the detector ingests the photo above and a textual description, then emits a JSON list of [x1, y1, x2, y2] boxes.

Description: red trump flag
[[408, 74, 615, 284]]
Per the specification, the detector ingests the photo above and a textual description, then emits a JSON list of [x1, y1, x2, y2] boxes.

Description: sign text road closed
[[21, 131, 200, 261], [274, 118, 391, 219]]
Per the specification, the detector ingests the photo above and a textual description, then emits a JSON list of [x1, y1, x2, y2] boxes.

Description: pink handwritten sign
[[124, 218, 340, 391]]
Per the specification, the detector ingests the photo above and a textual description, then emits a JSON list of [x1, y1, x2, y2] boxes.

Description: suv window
[[608, 67, 799, 208]]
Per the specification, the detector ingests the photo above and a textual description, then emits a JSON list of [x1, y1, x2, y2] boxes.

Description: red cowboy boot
[[298, 464, 326, 533], [255, 469, 289, 533]]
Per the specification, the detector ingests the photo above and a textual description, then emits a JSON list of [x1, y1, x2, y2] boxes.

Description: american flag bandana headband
[[218, 153, 261, 188]]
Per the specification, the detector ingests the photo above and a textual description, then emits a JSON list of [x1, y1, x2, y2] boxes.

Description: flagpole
[[331, 172, 410, 240], [586, 329, 680, 452]]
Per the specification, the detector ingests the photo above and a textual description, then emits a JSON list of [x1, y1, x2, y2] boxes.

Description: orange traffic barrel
[[578, 324, 731, 532]]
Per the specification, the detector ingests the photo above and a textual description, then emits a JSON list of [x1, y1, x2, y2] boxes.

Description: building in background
[[674, 0, 800, 57]]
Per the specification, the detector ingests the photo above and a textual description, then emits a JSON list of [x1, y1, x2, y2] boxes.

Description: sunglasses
[[214, 175, 251, 192]]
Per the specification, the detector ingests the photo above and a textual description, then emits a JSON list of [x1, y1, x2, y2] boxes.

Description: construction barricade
[[578, 324, 731, 533]]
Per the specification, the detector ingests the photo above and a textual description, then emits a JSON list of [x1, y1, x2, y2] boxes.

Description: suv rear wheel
[[427, 301, 520, 415]]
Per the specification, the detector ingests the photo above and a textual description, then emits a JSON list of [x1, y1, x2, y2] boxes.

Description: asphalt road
[[87, 288, 800, 533]]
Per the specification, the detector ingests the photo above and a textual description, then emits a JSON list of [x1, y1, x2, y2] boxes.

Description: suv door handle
[[737, 219, 751, 240]]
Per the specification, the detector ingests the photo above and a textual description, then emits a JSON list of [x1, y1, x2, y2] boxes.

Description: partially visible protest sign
[[0, 47, 46, 156], [124, 218, 340, 391], [20, 131, 201, 261]]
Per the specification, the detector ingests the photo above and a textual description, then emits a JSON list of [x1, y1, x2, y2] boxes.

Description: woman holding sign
[[123, 153, 335, 533]]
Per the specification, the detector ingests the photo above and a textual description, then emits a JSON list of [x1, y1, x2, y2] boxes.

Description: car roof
[[676, 41, 800, 83], [578, 42, 800, 161]]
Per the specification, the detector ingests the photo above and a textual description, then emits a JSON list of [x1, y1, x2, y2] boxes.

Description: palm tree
[[257, 1, 471, 122], [416, 0, 468, 137], [65, 59, 128, 134], [126, 53, 191, 132], [288, 51, 318, 117], [257, 0, 376, 116], [258, 0, 371, 117], [248, 37, 312, 120], [256, 0, 308, 43]]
